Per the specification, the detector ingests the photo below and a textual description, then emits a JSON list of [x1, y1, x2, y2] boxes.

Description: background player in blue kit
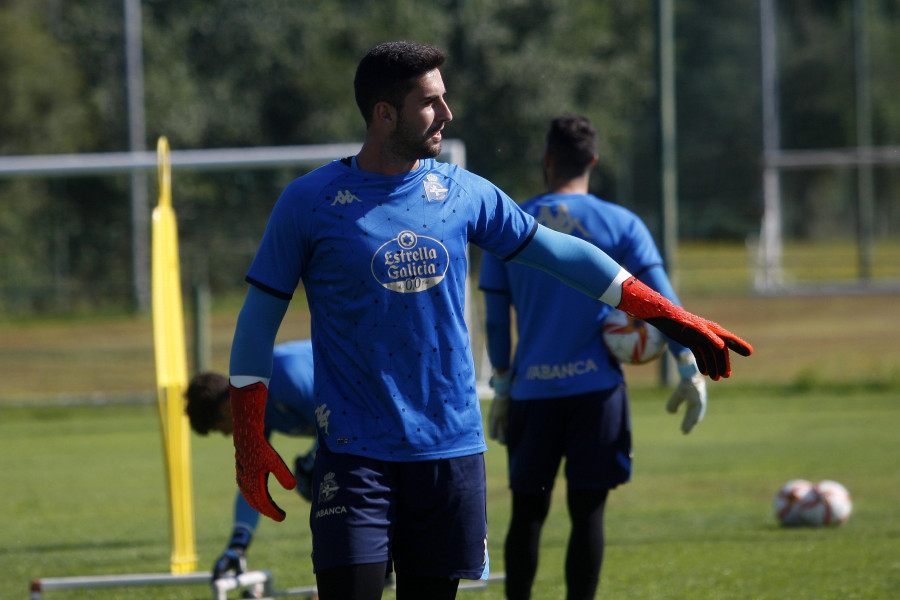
[[186, 340, 317, 584], [227, 41, 751, 600], [479, 114, 708, 600]]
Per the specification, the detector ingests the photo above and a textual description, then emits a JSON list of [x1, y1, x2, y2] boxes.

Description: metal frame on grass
[[31, 570, 503, 599], [29, 570, 304, 600], [30, 571, 233, 599]]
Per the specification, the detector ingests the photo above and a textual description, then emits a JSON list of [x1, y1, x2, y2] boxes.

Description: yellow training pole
[[151, 136, 198, 574]]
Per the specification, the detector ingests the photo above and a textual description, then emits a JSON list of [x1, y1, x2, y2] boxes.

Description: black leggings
[[315, 562, 460, 600], [505, 488, 609, 600]]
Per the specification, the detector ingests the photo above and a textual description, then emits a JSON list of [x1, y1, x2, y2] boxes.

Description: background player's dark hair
[[546, 114, 598, 180], [185, 372, 229, 435], [354, 41, 447, 125]]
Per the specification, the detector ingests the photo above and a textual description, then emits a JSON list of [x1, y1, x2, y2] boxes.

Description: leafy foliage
[[1, 0, 899, 313]]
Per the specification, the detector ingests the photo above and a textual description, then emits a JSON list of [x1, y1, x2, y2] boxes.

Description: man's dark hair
[[185, 372, 229, 435], [546, 114, 598, 180], [354, 41, 447, 125]]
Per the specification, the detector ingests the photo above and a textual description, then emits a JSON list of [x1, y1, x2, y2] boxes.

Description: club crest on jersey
[[371, 230, 449, 293], [423, 173, 449, 202]]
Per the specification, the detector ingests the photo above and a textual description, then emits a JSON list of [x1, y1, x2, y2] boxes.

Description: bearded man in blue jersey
[[227, 41, 752, 600], [479, 114, 708, 600]]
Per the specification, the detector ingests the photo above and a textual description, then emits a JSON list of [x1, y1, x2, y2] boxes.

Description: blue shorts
[[309, 443, 489, 580], [507, 384, 632, 493]]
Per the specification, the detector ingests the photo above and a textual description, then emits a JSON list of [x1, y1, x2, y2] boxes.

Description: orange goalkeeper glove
[[616, 276, 753, 380], [230, 382, 297, 521]]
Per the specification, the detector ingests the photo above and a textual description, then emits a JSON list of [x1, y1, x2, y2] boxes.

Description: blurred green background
[[1, 0, 899, 315]]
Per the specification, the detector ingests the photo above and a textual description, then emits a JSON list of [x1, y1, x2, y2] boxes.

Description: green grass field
[[3, 385, 898, 599], [2, 240, 900, 598]]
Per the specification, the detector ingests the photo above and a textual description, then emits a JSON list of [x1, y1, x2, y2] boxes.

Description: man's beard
[[386, 115, 442, 161]]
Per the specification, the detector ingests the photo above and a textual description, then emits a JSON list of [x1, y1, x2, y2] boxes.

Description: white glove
[[488, 370, 511, 445], [666, 352, 707, 434]]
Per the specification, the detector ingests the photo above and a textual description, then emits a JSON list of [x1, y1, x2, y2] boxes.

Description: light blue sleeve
[[229, 285, 290, 378], [512, 224, 623, 299]]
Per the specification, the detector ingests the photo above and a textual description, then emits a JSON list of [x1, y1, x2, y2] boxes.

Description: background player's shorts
[[310, 442, 489, 580], [507, 383, 632, 493]]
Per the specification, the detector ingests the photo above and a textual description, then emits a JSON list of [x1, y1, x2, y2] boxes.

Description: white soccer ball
[[798, 480, 853, 527], [773, 479, 815, 526], [602, 309, 668, 365]]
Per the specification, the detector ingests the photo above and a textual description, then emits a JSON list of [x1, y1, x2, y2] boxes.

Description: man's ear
[[373, 101, 397, 128]]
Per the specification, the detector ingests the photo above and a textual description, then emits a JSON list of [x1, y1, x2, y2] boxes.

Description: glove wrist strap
[[616, 276, 680, 321], [230, 382, 268, 441]]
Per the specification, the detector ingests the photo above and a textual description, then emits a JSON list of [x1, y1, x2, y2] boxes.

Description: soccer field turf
[[2, 248, 899, 598], [2, 383, 898, 599]]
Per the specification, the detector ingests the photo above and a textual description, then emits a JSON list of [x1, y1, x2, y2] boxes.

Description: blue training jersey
[[479, 193, 664, 400], [246, 158, 536, 461]]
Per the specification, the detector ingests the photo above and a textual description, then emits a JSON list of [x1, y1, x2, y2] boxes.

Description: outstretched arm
[[512, 224, 626, 303], [513, 225, 752, 380]]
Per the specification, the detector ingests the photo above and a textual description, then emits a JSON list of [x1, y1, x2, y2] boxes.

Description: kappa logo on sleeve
[[315, 403, 331, 436], [537, 204, 592, 237], [331, 189, 361, 206], [371, 230, 449, 293]]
